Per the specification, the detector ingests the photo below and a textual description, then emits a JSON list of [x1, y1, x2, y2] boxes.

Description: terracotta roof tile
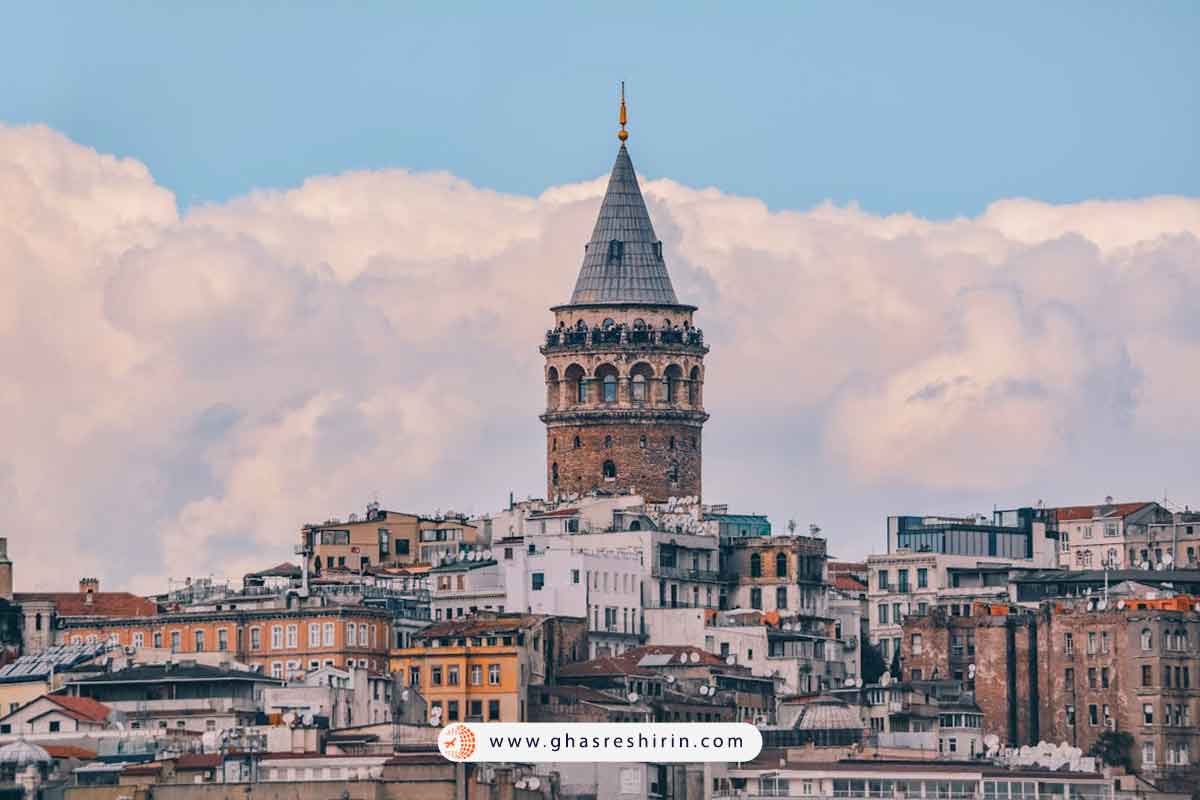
[[834, 575, 868, 592], [14, 592, 157, 618], [47, 695, 111, 723], [1050, 502, 1154, 522]]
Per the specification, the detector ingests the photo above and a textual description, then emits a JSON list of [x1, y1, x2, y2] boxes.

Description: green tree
[[862, 641, 887, 685], [1088, 731, 1134, 770]]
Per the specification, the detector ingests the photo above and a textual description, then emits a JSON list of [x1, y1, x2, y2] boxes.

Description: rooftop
[[69, 662, 282, 685]]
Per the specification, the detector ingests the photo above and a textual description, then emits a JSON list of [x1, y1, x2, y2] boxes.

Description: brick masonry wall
[[547, 421, 701, 502]]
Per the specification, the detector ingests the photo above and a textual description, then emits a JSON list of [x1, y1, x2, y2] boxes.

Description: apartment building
[[903, 596, 1200, 791], [1052, 500, 1172, 570], [867, 508, 1059, 664], [1146, 509, 1200, 569], [389, 614, 587, 723], [301, 504, 478, 573], [429, 556, 505, 621], [56, 602, 392, 679]]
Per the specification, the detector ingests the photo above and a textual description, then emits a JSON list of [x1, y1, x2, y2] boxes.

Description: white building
[[1053, 499, 1171, 570]]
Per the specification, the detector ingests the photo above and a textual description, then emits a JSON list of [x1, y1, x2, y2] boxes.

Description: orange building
[[302, 505, 478, 573], [59, 604, 391, 679], [390, 614, 587, 723]]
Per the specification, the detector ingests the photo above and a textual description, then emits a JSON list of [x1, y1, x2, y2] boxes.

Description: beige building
[[301, 504, 478, 573], [1053, 499, 1172, 570]]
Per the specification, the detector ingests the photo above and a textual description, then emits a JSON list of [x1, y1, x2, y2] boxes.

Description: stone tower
[[540, 90, 709, 502]]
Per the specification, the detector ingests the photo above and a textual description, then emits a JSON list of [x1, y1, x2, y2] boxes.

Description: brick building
[[902, 597, 1200, 789], [540, 96, 708, 503]]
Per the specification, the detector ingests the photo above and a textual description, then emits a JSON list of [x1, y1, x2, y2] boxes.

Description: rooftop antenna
[[618, 82, 629, 142]]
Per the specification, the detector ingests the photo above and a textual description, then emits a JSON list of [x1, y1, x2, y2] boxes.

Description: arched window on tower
[[604, 435, 612, 449], [546, 366, 560, 410], [665, 364, 684, 403], [775, 552, 788, 577], [565, 364, 586, 405], [688, 366, 701, 405], [669, 436, 676, 450], [573, 435, 581, 449], [667, 461, 679, 485], [639, 435, 647, 449], [551, 462, 559, 486], [750, 553, 762, 578], [630, 362, 654, 404], [596, 364, 619, 404], [603, 460, 617, 480]]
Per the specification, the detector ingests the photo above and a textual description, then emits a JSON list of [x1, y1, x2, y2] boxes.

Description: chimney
[[0, 538, 12, 602], [80, 577, 99, 603]]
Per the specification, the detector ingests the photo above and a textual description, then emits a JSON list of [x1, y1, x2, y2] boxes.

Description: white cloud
[[1, 123, 1198, 590]]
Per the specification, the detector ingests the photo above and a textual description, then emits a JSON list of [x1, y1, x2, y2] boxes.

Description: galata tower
[[540, 87, 709, 503]]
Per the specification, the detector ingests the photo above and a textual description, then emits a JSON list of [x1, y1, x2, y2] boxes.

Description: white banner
[[436, 722, 762, 763]]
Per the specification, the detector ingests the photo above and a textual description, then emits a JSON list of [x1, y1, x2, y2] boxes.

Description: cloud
[[1, 123, 1198, 591]]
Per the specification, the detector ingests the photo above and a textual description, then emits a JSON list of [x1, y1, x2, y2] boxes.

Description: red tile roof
[[834, 575, 868, 592], [14, 592, 157, 618], [46, 695, 111, 723], [413, 614, 550, 640], [43, 745, 97, 760], [559, 644, 730, 678], [174, 753, 222, 769], [1051, 502, 1154, 522]]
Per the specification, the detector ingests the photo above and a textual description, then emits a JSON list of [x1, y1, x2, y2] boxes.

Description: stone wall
[[546, 420, 701, 503]]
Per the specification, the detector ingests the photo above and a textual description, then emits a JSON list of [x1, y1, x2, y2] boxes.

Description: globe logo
[[438, 723, 477, 761]]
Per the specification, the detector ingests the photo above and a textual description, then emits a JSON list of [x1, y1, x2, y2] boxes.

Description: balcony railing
[[653, 565, 722, 582], [544, 326, 706, 351]]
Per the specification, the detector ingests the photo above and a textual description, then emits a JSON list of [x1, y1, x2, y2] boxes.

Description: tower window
[[607, 240, 624, 262], [552, 438, 557, 451], [653, 241, 663, 260], [631, 374, 646, 402], [604, 435, 612, 449], [577, 380, 587, 403], [667, 461, 679, 484], [690, 436, 696, 448], [603, 373, 617, 403], [639, 435, 647, 449], [603, 460, 617, 480], [669, 436, 676, 450], [551, 463, 559, 485], [573, 436, 581, 449]]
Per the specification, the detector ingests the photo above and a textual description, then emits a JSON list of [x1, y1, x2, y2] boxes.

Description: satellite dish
[[677, 653, 689, 663], [967, 664, 976, 679], [527, 778, 541, 791], [1117, 599, 1126, 609], [514, 779, 527, 790], [627, 692, 639, 703], [1097, 599, 1108, 610], [880, 672, 891, 687], [665, 675, 675, 684], [1164, 553, 1174, 566], [689, 652, 699, 663], [844, 678, 855, 687], [483, 550, 493, 560], [725, 656, 735, 666]]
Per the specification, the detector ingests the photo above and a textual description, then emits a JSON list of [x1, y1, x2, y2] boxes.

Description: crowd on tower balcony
[[544, 318, 705, 349]]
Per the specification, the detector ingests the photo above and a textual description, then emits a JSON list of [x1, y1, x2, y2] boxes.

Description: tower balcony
[[541, 325, 707, 355]]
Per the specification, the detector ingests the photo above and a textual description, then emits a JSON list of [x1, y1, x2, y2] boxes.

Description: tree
[[862, 641, 887, 685], [1088, 731, 1134, 770]]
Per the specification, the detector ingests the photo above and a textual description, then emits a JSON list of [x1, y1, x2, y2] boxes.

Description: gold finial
[[618, 81, 628, 142]]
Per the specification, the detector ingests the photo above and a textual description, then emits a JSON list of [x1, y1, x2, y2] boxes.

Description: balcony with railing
[[653, 564, 723, 583], [543, 324, 707, 353]]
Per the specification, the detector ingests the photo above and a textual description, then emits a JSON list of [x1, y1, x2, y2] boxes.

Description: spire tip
[[618, 81, 628, 142]]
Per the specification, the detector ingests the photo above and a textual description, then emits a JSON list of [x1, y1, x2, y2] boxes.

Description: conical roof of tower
[[567, 144, 680, 306]]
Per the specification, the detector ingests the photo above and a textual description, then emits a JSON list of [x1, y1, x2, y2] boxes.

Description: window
[[286, 624, 298, 648], [1065, 705, 1075, 726], [602, 460, 617, 479], [878, 603, 889, 625], [1101, 667, 1109, 688], [1088, 704, 1098, 726], [448, 666, 460, 686], [217, 628, 229, 651], [917, 568, 928, 588], [1142, 742, 1155, 767], [1064, 632, 1073, 655], [1087, 632, 1096, 654], [171, 630, 182, 651], [1143, 703, 1154, 725], [323, 623, 335, 647], [912, 634, 923, 656], [775, 552, 787, 576], [898, 569, 910, 592], [1141, 629, 1152, 651], [775, 587, 787, 609], [607, 239, 623, 262], [346, 623, 356, 647], [250, 628, 261, 650], [571, 569, 580, 584], [309, 623, 321, 647], [750, 588, 762, 609], [431, 666, 443, 686], [488, 700, 501, 721], [489, 664, 501, 685], [132, 632, 144, 648], [271, 625, 283, 650], [1087, 667, 1097, 688], [531, 572, 545, 591], [154, 631, 163, 648], [470, 665, 482, 685], [666, 461, 678, 483], [359, 624, 368, 647], [878, 569, 889, 590], [49, 720, 61, 733], [602, 373, 616, 403], [604, 434, 612, 449], [448, 700, 459, 722], [1065, 667, 1074, 686], [750, 553, 762, 577], [272, 662, 283, 679], [573, 434, 582, 448], [639, 434, 647, 447], [409, 667, 420, 686]]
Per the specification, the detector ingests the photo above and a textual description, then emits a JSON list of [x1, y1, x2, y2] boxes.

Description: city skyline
[[2, 5, 1199, 592]]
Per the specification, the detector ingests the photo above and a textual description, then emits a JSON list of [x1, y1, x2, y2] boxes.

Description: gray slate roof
[[568, 144, 679, 306]]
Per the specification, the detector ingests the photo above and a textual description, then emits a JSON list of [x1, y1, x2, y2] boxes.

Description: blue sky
[[3, 2, 1197, 217]]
